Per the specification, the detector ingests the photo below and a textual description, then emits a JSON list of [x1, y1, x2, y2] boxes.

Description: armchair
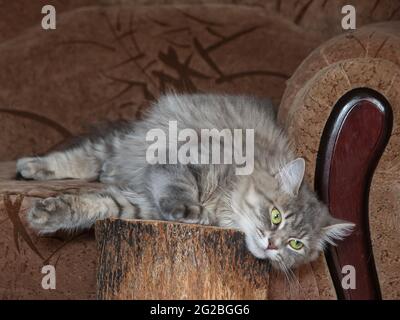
[[0, 1, 398, 299], [278, 22, 400, 299]]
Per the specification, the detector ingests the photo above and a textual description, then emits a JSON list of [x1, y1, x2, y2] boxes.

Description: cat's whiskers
[[275, 255, 292, 283], [277, 255, 306, 297]]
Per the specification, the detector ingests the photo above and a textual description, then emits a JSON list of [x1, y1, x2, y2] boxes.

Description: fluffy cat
[[17, 93, 354, 270]]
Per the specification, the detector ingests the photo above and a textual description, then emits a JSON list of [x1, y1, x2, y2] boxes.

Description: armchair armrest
[[278, 22, 400, 299]]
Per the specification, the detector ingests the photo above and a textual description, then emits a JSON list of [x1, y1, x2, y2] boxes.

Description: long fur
[[17, 93, 354, 269]]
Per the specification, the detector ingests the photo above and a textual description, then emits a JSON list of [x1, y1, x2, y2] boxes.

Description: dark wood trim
[[315, 88, 393, 300]]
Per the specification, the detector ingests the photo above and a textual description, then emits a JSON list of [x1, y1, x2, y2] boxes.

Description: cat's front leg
[[27, 187, 137, 233], [28, 195, 75, 233], [158, 195, 212, 224], [147, 165, 213, 225]]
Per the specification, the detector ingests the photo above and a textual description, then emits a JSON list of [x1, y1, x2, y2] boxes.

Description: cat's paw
[[16, 157, 54, 180], [27, 196, 71, 233], [159, 198, 208, 224], [171, 203, 202, 222]]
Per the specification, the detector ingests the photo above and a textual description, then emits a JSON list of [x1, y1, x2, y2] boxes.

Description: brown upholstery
[[278, 21, 400, 299], [0, 1, 399, 299]]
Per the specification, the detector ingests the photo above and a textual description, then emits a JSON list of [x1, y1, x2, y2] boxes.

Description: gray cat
[[17, 93, 354, 271]]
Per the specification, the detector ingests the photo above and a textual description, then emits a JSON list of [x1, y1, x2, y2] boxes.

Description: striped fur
[[17, 93, 354, 270]]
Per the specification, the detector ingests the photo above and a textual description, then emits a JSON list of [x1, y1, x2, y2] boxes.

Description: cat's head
[[231, 158, 355, 270]]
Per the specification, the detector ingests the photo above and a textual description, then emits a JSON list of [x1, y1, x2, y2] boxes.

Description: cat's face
[[231, 158, 354, 270]]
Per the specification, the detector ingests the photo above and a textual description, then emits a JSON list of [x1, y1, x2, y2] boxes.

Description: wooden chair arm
[[315, 88, 393, 299]]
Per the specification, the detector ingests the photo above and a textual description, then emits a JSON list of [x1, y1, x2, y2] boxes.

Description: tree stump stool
[[95, 218, 335, 300]]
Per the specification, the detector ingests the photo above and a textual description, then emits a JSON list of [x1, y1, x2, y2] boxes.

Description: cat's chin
[[250, 249, 284, 269], [245, 235, 267, 259], [264, 249, 280, 261]]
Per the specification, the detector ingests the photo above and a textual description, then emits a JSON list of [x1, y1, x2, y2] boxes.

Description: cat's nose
[[267, 242, 278, 250]]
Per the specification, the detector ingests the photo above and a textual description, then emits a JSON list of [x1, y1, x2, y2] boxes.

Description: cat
[[16, 93, 354, 270]]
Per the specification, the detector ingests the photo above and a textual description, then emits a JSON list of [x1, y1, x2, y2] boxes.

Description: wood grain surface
[[96, 218, 335, 300], [316, 89, 393, 299]]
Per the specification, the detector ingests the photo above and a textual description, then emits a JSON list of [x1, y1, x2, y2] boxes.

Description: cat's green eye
[[270, 207, 282, 225], [289, 239, 304, 250]]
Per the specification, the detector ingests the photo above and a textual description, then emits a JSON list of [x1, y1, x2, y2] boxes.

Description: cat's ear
[[276, 158, 305, 196], [322, 216, 355, 245]]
